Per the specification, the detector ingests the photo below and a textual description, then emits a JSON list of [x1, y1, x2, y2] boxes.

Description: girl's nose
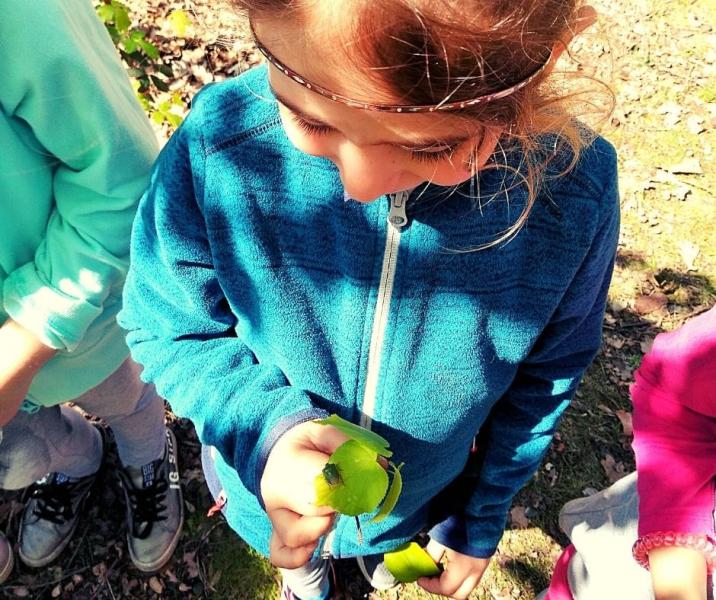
[[332, 141, 402, 202]]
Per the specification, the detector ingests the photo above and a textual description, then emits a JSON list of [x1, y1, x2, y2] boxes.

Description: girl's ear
[[549, 5, 598, 65]]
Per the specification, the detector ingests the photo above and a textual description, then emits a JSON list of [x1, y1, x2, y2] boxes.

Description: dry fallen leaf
[[686, 115, 706, 135], [615, 410, 634, 437], [601, 454, 629, 483], [640, 337, 654, 354], [597, 403, 614, 416], [605, 335, 625, 349], [149, 576, 164, 594], [670, 157, 703, 175], [510, 506, 530, 529], [184, 551, 200, 579], [678, 240, 700, 271], [490, 586, 513, 600], [634, 293, 668, 315]]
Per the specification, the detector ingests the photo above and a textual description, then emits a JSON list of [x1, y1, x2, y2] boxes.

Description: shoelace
[[124, 478, 169, 539], [31, 480, 79, 525]]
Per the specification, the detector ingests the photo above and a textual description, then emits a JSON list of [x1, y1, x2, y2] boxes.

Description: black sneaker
[[117, 428, 183, 572], [18, 429, 105, 568]]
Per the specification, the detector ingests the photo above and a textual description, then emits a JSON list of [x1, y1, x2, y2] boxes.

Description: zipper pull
[[387, 191, 409, 229]]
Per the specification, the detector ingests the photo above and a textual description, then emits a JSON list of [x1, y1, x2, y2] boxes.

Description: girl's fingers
[[269, 531, 317, 569], [419, 567, 478, 600], [269, 507, 334, 549], [306, 423, 351, 455], [425, 538, 446, 563]]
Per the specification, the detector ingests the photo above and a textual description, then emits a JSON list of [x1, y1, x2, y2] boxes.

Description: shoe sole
[[0, 546, 14, 584], [128, 428, 184, 573]]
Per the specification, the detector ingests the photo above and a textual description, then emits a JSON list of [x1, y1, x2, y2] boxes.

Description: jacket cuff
[[3, 263, 102, 351], [254, 403, 329, 508], [428, 513, 502, 559]]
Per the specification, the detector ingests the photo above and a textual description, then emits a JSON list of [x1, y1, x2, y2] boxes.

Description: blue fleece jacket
[[119, 65, 619, 559]]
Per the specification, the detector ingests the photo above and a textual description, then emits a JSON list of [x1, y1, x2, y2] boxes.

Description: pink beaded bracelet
[[632, 531, 716, 572]]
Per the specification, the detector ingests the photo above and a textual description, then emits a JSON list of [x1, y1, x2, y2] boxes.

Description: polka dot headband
[[252, 25, 553, 113]]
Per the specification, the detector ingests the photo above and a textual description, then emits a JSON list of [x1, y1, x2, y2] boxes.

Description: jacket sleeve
[[118, 117, 326, 501], [430, 157, 620, 558], [0, 0, 158, 351], [632, 306, 716, 537]]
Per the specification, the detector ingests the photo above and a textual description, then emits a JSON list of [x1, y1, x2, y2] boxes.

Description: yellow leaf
[[384, 542, 441, 583], [168, 10, 192, 37]]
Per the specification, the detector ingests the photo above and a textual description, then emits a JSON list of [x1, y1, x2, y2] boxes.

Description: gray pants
[[0, 359, 166, 490]]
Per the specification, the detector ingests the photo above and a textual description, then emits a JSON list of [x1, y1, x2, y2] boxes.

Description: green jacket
[[0, 0, 157, 407]]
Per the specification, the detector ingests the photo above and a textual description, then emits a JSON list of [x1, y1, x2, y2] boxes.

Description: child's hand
[[0, 319, 57, 426], [417, 539, 491, 599], [649, 546, 707, 600], [260, 420, 350, 568]]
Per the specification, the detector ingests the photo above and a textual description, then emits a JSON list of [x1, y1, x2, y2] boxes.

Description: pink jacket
[[632, 306, 716, 537]]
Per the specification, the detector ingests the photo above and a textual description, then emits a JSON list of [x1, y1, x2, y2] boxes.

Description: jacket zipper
[[321, 190, 409, 559], [360, 190, 408, 429]]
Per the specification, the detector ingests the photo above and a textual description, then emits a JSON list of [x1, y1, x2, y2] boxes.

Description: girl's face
[[254, 19, 502, 202]]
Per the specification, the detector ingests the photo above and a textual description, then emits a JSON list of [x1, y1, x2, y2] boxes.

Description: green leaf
[[314, 414, 392, 458], [105, 25, 120, 43], [123, 37, 137, 54], [96, 5, 115, 23], [166, 113, 183, 128], [370, 462, 403, 523], [384, 542, 441, 583], [112, 3, 131, 33], [136, 93, 151, 112], [314, 440, 388, 516], [150, 75, 170, 92], [167, 9, 193, 37], [139, 39, 160, 60], [158, 64, 174, 78]]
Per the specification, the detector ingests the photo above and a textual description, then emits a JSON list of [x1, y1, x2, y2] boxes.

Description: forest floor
[[1, 0, 714, 598]]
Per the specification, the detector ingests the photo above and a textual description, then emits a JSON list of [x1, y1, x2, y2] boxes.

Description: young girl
[[119, 0, 619, 598], [541, 305, 716, 600], [0, 0, 182, 578]]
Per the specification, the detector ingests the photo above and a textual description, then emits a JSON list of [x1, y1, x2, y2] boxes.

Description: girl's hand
[[260, 420, 349, 568], [0, 319, 57, 426], [418, 539, 491, 599], [649, 546, 707, 600]]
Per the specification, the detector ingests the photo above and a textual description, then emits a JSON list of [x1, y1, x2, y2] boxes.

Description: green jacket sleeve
[[0, 0, 157, 350]]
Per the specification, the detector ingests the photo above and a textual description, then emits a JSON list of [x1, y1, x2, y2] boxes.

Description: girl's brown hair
[[233, 0, 611, 247]]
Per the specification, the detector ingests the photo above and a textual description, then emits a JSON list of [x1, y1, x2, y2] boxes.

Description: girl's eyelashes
[[290, 114, 334, 136], [408, 145, 460, 163], [289, 110, 467, 164]]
